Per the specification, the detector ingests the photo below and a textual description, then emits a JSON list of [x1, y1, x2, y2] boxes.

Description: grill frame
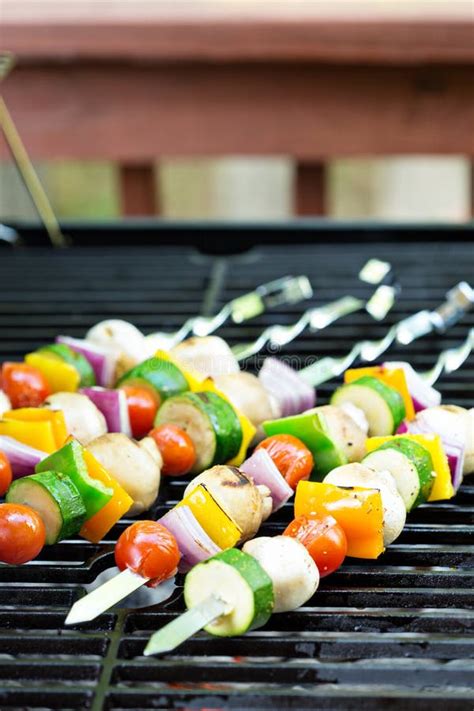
[[0, 221, 473, 710]]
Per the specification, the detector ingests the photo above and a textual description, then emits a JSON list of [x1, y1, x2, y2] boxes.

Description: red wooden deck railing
[[1, 1, 473, 216]]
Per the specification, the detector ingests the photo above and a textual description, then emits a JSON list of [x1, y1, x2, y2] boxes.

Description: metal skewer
[[145, 275, 313, 351], [299, 282, 474, 387], [232, 259, 398, 361], [421, 327, 474, 386]]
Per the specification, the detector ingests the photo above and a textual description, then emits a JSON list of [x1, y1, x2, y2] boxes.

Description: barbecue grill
[[0, 221, 473, 710]]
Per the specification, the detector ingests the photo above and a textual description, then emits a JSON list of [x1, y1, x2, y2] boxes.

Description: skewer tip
[[64, 605, 88, 626]]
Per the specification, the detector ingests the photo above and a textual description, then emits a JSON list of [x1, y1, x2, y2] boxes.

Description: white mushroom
[[243, 536, 319, 612], [170, 336, 240, 379], [338, 402, 369, 435], [313, 405, 367, 462], [0, 390, 11, 417], [139, 436, 164, 469], [88, 433, 162, 515], [214, 372, 281, 439], [324, 463, 406, 546], [43, 392, 107, 446], [184, 465, 272, 542], [86, 320, 146, 380]]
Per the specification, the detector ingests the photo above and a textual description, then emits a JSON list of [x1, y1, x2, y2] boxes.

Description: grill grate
[[0, 225, 473, 709]]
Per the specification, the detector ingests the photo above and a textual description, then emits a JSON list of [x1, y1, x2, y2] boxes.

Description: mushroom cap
[[243, 535, 319, 613], [88, 433, 161, 515], [184, 465, 267, 541]]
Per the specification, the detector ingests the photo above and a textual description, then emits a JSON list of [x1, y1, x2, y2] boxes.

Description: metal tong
[[232, 259, 399, 361], [300, 282, 474, 387], [145, 275, 313, 351]]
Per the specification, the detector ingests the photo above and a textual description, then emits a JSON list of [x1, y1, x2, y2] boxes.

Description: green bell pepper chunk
[[35, 439, 113, 519], [262, 410, 347, 480]]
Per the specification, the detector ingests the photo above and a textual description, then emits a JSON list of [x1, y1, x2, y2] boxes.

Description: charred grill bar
[[0, 223, 473, 709]]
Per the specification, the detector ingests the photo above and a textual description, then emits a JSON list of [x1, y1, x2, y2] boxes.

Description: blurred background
[[1, 0, 473, 224]]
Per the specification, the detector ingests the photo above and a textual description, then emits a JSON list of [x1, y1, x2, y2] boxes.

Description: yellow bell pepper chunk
[[295, 480, 385, 559], [0, 408, 68, 453], [3, 408, 68, 447], [155, 350, 255, 465], [366, 434, 454, 501], [80, 449, 133, 543], [25, 352, 80, 393], [345, 366, 415, 421], [177, 484, 242, 549]]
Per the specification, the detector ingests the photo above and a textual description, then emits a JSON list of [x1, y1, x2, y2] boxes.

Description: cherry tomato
[[149, 424, 196, 476], [256, 434, 313, 489], [121, 385, 159, 439], [0, 452, 12, 496], [115, 520, 180, 587], [1, 362, 51, 409], [284, 514, 347, 577], [0, 503, 46, 565]]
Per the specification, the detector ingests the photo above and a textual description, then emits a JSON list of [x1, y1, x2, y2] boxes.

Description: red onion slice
[[258, 367, 298, 417], [0, 436, 47, 479], [158, 506, 221, 573], [259, 357, 316, 416], [443, 442, 465, 491], [56, 336, 117, 387], [400, 417, 465, 491], [384, 361, 441, 412], [396, 421, 410, 434], [241, 448, 293, 511], [81, 387, 131, 436]]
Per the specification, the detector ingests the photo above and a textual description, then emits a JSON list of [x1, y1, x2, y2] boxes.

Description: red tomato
[[121, 385, 159, 439], [115, 520, 180, 588], [0, 503, 46, 565], [1, 362, 51, 409], [0, 452, 12, 496], [256, 434, 313, 489], [149, 424, 196, 476], [284, 514, 347, 577]]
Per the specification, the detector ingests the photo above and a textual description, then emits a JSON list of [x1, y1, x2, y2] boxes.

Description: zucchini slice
[[7, 470, 87, 543], [184, 548, 274, 637], [363, 448, 420, 512], [374, 437, 435, 507], [38, 343, 96, 387], [331, 376, 405, 435], [117, 357, 189, 404], [156, 391, 242, 473]]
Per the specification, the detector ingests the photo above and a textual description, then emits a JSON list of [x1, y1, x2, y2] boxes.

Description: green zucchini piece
[[117, 356, 189, 404], [35, 440, 113, 519], [184, 548, 274, 637], [155, 391, 242, 473], [38, 343, 96, 387], [376, 437, 435, 507], [262, 410, 347, 480], [331, 376, 406, 435], [7, 470, 86, 543]]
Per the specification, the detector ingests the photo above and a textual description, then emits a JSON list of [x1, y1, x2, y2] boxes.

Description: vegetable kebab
[[84, 322, 315, 435], [143, 427, 470, 655], [65, 353, 472, 625], [1, 327, 472, 619], [64, 447, 297, 625]]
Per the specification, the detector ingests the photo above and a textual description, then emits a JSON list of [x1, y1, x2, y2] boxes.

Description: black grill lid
[[0, 223, 472, 709]]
